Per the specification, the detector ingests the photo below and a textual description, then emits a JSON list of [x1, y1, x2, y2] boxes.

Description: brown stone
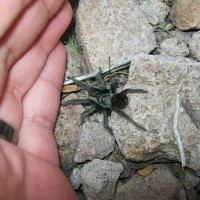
[[170, 0, 200, 30]]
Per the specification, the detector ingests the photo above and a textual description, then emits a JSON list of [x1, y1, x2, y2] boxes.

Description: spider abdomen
[[111, 92, 128, 109]]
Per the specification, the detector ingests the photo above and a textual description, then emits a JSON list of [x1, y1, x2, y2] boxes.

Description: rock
[[184, 169, 200, 190], [170, 0, 200, 30], [74, 121, 115, 163], [160, 37, 189, 57], [76, 0, 156, 72], [54, 94, 84, 176], [64, 45, 86, 84], [76, 192, 87, 200], [164, 0, 174, 6], [113, 165, 183, 200], [175, 29, 195, 45], [189, 31, 200, 61], [109, 54, 200, 170], [183, 169, 200, 199], [70, 168, 82, 190], [138, 0, 170, 25], [81, 159, 123, 200]]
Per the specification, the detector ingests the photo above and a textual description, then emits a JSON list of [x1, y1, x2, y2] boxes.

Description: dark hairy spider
[[62, 69, 148, 131]]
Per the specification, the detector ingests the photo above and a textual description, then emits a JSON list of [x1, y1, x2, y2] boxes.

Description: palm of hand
[[0, 1, 77, 199]]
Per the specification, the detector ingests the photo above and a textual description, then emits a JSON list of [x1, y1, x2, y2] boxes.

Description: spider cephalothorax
[[62, 69, 148, 131]]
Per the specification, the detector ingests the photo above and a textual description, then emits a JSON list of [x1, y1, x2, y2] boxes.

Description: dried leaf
[[104, 74, 113, 81], [137, 164, 158, 177], [62, 85, 80, 93]]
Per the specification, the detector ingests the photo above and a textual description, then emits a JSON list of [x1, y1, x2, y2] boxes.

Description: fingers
[[8, 2, 72, 101], [18, 43, 66, 165], [0, 0, 71, 96], [0, 2, 72, 133], [0, 0, 32, 39], [0, 0, 66, 67]]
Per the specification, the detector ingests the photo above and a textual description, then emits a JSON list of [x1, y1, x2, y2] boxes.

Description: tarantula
[[62, 69, 148, 131]]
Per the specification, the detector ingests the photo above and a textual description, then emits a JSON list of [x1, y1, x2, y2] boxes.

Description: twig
[[114, 155, 132, 174], [173, 94, 186, 170], [63, 59, 132, 85]]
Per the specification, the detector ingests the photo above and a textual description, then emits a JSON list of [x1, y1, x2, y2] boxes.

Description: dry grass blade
[[173, 94, 186, 170], [63, 59, 131, 85]]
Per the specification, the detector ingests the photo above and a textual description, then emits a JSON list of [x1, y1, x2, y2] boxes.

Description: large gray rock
[[64, 45, 84, 81], [76, 0, 156, 72], [175, 29, 195, 45], [138, 0, 170, 25], [74, 121, 115, 163], [170, 0, 200, 30], [54, 94, 84, 176], [81, 159, 123, 200], [114, 165, 183, 200], [189, 31, 200, 61], [160, 37, 189, 57], [109, 54, 200, 170]]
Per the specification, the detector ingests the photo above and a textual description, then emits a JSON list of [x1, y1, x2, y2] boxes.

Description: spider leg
[[113, 106, 147, 131], [61, 98, 93, 106], [122, 88, 148, 94], [102, 109, 113, 134], [102, 109, 109, 128], [80, 106, 96, 125], [110, 78, 118, 94], [67, 77, 103, 97], [96, 68, 107, 91]]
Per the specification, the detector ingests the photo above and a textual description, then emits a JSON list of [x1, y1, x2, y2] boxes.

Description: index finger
[[0, 0, 32, 39], [0, 0, 67, 97], [0, 0, 32, 98]]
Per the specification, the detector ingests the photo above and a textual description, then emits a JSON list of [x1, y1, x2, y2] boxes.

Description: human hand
[[0, 1, 78, 199]]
